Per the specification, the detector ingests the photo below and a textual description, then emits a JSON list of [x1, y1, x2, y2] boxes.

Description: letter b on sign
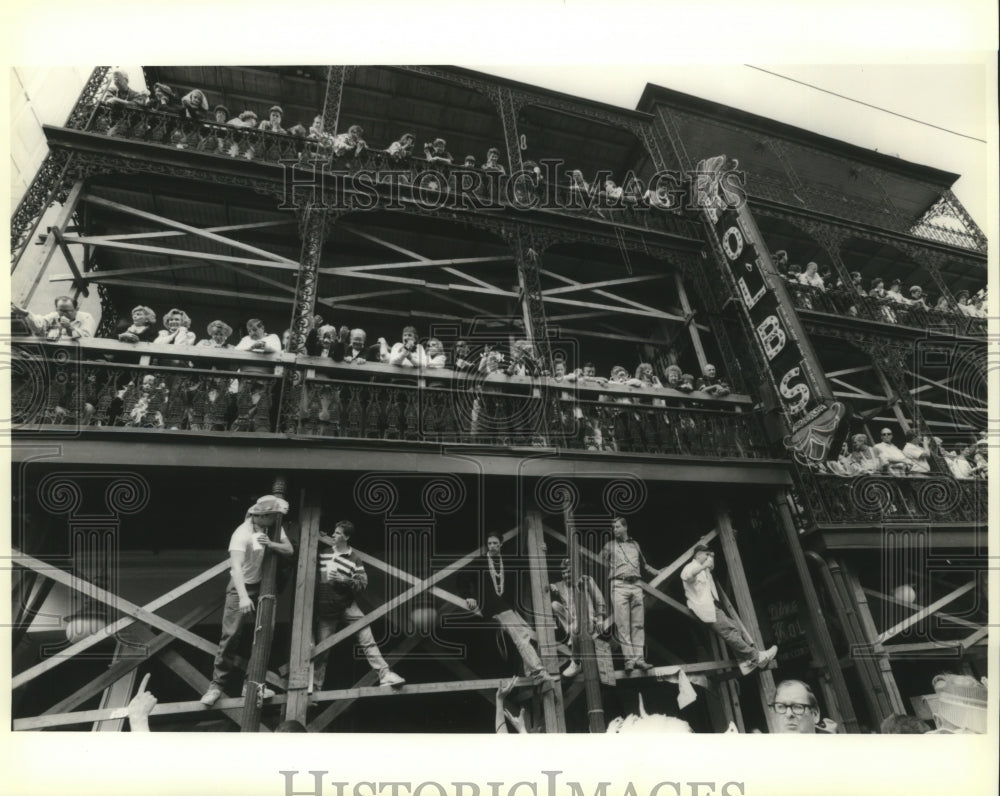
[[756, 316, 786, 360]]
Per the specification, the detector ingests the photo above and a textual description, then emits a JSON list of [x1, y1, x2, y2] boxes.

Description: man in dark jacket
[[462, 532, 554, 685]]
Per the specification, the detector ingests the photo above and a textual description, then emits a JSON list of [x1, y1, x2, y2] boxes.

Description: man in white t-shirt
[[681, 544, 777, 676], [201, 495, 294, 706]]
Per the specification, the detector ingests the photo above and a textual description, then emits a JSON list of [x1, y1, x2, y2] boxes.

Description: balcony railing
[[78, 104, 703, 239], [783, 281, 987, 337], [798, 473, 987, 526], [11, 339, 770, 461], [298, 356, 769, 456], [10, 338, 286, 433]]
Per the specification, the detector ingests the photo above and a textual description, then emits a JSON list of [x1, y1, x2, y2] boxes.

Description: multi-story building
[[8, 66, 988, 733]]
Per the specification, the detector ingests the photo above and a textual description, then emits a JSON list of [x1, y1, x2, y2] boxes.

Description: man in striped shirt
[[312, 520, 405, 690]]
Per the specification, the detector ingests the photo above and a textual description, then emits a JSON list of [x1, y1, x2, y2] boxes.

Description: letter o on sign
[[722, 227, 744, 260]]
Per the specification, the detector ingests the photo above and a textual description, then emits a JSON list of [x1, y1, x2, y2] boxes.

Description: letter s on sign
[[756, 316, 787, 361], [780, 367, 810, 414]]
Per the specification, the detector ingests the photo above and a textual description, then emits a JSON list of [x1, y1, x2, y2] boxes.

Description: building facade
[[8, 66, 988, 733]]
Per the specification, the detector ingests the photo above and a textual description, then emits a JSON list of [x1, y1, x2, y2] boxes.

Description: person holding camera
[[379, 325, 428, 368], [11, 296, 95, 340]]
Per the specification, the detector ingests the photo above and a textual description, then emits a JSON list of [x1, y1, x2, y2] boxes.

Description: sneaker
[[624, 660, 636, 672], [634, 659, 654, 671], [562, 661, 580, 678], [757, 645, 778, 668], [738, 660, 757, 676], [241, 683, 276, 700], [200, 686, 222, 706], [379, 670, 406, 688]]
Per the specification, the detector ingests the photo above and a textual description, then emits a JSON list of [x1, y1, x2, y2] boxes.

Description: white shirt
[[681, 560, 719, 623], [874, 441, 911, 471], [236, 333, 282, 354], [798, 272, 825, 289], [902, 441, 931, 474], [385, 342, 427, 367], [25, 309, 96, 339], [155, 328, 197, 346], [228, 520, 290, 585]]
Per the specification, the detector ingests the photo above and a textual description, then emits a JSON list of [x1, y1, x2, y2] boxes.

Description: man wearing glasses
[[873, 427, 913, 475], [681, 543, 776, 676], [771, 680, 821, 733]]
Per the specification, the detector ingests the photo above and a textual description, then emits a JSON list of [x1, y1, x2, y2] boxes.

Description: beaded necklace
[[488, 554, 505, 596]]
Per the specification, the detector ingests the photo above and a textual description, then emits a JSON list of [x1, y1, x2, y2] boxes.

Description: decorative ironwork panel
[[11, 149, 71, 267], [64, 67, 112, 131], [800, 473, 986, 526]]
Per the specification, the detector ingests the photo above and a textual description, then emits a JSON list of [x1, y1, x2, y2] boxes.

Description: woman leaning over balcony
[[118, 305, 159, 344], [153, 309, 198, 428], [189, 321, 236, 431], [231, 319, 282, 432], [173, 89, 210, 148]]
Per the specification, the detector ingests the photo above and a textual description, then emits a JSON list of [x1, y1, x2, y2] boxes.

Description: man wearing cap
[[955, 290, 978, 317], [681, 544, 777, 676], [600, 517, 661, 672], [201, 495, 294, 706], [312, 520, 405, 690], [259, 106, 286, 134], [550, 558, 606, 678]]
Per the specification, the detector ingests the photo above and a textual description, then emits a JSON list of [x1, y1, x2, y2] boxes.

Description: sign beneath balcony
[[693, 155, 844, 463]]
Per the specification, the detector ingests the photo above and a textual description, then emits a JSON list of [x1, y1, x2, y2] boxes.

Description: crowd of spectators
[[821, 428, 987, 479], [15, 298, 743, 439], [772, 249, 988, 323], [97, 70, 688, 218], [100, 69, 516, 171]]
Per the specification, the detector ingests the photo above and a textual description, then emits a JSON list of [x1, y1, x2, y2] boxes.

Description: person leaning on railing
[[257, 105, 286, 134], [873, 427, 914, 475], [380, 325, 428, 368], [11, 296, 95, 340], [696, 363, 730, 397], [901, 430, 933, 474], [188, 321, 238, 431], [331, 125, 368, 158], [225, 110, 258, 159], [423, 137, 453, 165], [386, 132, 416, 161]]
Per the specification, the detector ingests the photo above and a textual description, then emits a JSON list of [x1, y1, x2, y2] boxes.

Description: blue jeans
[[312, 599, 389, 688], [209, 581, 260, 690]]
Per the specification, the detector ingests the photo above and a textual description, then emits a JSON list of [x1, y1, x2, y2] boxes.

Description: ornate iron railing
[[78, 104, 703, 238], [10, 339, 287, 434], [11, 339, 770, 461], [797, 472, 987, 526], [783, 281, 987, 337], [297, 358, 769, 456], [910, 219, 988, 254]]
